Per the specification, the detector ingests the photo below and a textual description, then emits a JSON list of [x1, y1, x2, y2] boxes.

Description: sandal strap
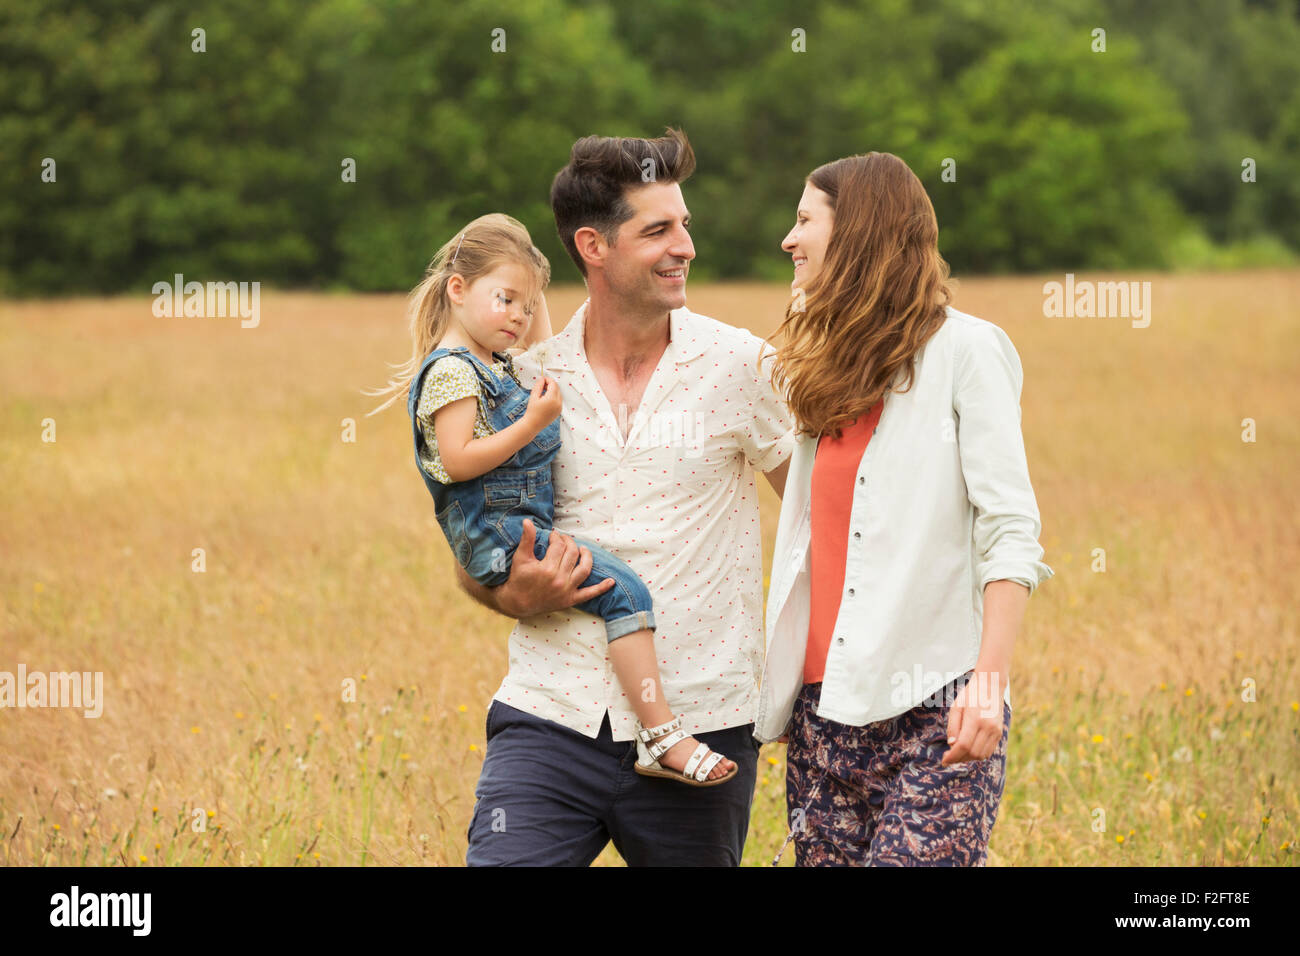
[[645, 728, 688, 760], [637, 715, 682, 743], [693, 750, 725, 782], [682, 742, 710, 780]]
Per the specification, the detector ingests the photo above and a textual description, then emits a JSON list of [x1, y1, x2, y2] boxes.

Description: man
[[454, 128, 794, 866]]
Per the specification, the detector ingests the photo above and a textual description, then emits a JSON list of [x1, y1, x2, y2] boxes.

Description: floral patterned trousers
[[785, 677, 1010, 866]]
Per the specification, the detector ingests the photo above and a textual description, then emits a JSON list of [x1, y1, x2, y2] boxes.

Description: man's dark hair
[[550, 127, 696, 277]]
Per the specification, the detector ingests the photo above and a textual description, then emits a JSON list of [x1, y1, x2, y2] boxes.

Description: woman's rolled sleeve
[[953, 322, 1054, 595]]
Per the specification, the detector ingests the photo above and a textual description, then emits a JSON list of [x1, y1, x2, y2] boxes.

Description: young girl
[[369, 213, 735, 786]]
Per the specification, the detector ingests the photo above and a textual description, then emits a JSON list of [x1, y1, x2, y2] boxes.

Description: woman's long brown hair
[[766, 152, 953, 439]]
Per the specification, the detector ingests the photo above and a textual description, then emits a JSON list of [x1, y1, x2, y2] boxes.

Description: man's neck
[[583, 292, 671, 378]]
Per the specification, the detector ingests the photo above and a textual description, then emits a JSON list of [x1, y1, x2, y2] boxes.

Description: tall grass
[[1, 273, 1296, 866]]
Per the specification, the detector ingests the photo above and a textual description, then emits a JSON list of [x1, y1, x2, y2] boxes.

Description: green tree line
[[2, 0, 1297, 294]]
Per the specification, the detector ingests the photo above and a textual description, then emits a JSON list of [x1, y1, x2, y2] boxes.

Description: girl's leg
[[566, 535, 734, 782], [608, 630, 735, 781]]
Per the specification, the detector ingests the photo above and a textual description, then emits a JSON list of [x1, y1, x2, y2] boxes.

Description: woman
[[754, 152, 1053, 866]]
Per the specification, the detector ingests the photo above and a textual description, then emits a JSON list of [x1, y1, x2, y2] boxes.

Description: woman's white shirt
[[754, 306, 1053, 742]]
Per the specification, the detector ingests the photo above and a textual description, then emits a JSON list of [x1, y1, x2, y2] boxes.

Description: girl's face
[[449, 262, 536, 351], [781, 183, 835, 290]]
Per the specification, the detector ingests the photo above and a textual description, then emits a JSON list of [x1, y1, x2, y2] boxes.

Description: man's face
[[602, 181, 695, 315]]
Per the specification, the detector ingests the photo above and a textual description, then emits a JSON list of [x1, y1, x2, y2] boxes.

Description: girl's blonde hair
[[366, 213, 550, 415]]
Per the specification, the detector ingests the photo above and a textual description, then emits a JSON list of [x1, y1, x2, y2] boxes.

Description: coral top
[[804, 402, 884, 685]]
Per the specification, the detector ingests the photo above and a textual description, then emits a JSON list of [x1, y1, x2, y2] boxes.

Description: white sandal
[[633, 716, 738, 787]]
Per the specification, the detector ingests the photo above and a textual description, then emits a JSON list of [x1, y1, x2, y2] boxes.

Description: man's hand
[[456, 518, 616, 619]]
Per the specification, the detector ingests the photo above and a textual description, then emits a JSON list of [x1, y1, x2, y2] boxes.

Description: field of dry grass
[[1, 271, 1297, 866]]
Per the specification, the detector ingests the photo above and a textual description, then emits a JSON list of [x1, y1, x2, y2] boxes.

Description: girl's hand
[[521, 292, 555, 348], [940, 671, 1005, 765], [522, 374, 562, 432]]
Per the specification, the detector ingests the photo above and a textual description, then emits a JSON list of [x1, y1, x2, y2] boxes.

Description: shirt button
[[836, 637, 845, 645], [847, 588, 855, 597], [853, 531, 861, 540], [858, 476, 864, 485]]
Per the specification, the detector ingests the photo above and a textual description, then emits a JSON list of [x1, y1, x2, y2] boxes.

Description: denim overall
[[408, 345, 655, 642]]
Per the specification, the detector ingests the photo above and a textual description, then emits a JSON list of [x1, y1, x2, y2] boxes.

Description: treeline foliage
[[2, 0, 1297, 294]]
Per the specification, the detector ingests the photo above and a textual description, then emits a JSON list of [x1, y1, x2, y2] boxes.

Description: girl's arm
[[433, 392, 545, 483], [507, 292, 554, 356]]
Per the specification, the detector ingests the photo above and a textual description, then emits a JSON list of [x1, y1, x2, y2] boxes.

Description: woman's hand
[[940, 670, 1005, 765], [942, 582, 1023, 765]]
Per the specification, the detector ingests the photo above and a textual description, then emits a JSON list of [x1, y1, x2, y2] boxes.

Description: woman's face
[[781, 183, 835, 290]]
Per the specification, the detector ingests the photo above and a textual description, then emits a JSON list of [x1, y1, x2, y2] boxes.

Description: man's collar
[[538, 298, 710, 371]]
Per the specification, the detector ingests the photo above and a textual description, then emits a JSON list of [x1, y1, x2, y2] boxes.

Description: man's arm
[[763, 458, 790, 499], [740, 337, 796, 500], [453, 518, 616, 618]]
